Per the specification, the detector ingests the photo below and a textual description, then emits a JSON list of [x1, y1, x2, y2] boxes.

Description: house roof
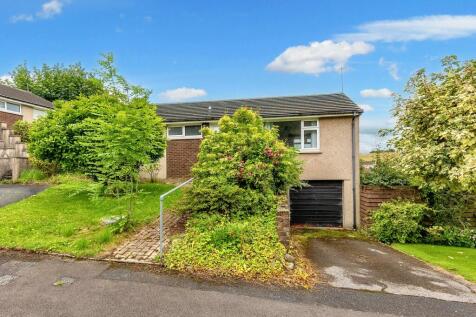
[[156, 93, 362, 123], [0, 84, 53, 109]]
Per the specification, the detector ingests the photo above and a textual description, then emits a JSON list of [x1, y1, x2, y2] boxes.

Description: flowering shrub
[[186, 108, 302, 215]]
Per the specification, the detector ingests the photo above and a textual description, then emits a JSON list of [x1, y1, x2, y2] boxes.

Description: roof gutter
[[162, 112, 362, 125]]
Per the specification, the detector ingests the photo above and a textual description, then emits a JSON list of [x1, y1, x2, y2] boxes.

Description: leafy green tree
[[27, 55, 166, 186], [9, 63, 103, 102], [186, 108, 302, 216], [29, 94, 165, 183], [392, 56, 476, 193], [96, 53, 151, 101]]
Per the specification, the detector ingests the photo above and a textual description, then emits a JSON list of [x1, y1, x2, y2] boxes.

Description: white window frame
[[300, 120, 320, 152], [268, 119, 320, 152], [0, 100, 22, 115], [32, 109, 46, 120], [167, 124, 203, 139]]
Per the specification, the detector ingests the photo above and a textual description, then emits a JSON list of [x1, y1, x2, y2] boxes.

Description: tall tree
[[392, 56, 476, 193], [9, 63, 104, 102]]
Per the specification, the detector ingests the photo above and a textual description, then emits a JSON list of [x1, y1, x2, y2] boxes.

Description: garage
[[290, 180, 343, 227]]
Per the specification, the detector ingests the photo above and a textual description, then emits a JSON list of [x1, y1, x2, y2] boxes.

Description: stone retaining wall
[[277, 196, 290, 248]]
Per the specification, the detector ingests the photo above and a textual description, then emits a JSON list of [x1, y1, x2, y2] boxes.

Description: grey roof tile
[[156, 93, 362, 122], [0, 84, 53, 109]]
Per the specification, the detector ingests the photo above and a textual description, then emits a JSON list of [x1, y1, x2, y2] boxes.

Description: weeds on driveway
[[292, 228, 369, 245]]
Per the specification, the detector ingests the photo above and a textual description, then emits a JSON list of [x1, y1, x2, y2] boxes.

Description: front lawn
[[163, 212, 315, 287], [393, 243, 476, 282], [0, 175, 182, 257]]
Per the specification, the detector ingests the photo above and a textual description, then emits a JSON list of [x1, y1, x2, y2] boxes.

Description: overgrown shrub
[[361, 152, 409, 187], [370, 201, 430, 243], [425, 226, 476, 248], [186, 108, 302, 216], [29, 157, 59, 176], [12, 120, 31, 143], [164, 212, 287, 279], [420, 188, 475, 227]]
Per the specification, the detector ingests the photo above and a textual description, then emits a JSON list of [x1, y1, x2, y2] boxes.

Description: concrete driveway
[[0, 184, 48, 207], [308, 238, 476, 303]]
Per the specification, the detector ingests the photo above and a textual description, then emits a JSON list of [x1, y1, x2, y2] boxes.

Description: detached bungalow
[[156, 93, 362, 229], [0, 84, 53, 127]]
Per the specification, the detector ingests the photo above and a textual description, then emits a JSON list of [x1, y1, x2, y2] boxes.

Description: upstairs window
[[271, 119, 320, 151]]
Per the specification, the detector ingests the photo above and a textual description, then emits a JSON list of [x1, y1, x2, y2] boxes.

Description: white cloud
[[160, 87, 207, 102], [266, 40, 374, 76], [360, 88, 393, 98], [0, 74, 13, 85], [379, 58, 400, 80], [359, 104, 374, 112], [10, 14, 34, 23], [10, 0, 64, 23], [37, 0, 63, 19], [338, 15, 476, 42]]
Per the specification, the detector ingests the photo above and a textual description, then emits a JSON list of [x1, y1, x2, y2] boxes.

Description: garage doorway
[[290, 180, 343, 227]]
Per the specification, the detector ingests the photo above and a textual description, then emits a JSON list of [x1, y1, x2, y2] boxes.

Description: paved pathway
[[108, 213, 185, 263], [307, 238, 476, 303], [0, 251, 475, 316], [0, 184, 48, 207]]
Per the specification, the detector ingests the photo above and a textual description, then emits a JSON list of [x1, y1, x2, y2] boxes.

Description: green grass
[[0, 176, 182, 257], [393, 243, 476, 282], [17, 168, 47, 183], [292, 228, 369, 244]]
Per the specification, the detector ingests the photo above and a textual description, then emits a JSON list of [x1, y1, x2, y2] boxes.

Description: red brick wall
[[166, 139, 202, 178], [360, 186, 420, 227], [0, 111, 22, 128]]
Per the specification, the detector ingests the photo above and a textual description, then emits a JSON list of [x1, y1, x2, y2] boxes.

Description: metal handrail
[[159, 178, 193, 256]]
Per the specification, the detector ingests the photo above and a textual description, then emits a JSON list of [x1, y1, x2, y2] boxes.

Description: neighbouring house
[[155, 93, 362, 229], [0, 84, 53, 180], [0, 84, 53, 126]]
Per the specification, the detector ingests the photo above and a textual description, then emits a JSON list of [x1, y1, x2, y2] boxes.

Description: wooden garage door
[[290, 180, 343, 227]]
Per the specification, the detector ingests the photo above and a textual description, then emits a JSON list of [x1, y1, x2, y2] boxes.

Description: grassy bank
[[0, 175, 182, 257]]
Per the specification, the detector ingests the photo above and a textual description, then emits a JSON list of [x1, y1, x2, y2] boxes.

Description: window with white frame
[[272, 120, 320, 151], [167, 124, 203, 138], [0, 100, 21, 114], [33, 109, 46, 119]]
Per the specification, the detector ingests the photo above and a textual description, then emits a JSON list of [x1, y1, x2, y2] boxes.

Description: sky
[[1, 0, 476, 152]]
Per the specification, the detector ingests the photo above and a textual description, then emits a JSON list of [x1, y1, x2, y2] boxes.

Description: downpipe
[[351, 112, 357, 230]]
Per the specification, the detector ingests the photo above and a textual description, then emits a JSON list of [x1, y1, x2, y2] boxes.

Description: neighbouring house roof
[[0, 84, 53, 109], [156, 93, 362, 123]]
